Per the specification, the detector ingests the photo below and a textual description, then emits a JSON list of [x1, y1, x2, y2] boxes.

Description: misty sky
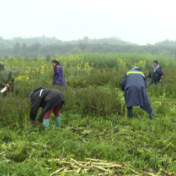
[[0, 0, 176, 45]]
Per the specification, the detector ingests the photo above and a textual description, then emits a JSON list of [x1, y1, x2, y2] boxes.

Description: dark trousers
[[127, 105, 153, 114]]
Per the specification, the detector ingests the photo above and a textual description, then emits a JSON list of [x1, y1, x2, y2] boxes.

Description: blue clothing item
[[53, 65, 66, 88], [148, 64, 164, 84], [29, 91, 34, 99], [152, 64, 160, 71], [121, 67, 153, 114]]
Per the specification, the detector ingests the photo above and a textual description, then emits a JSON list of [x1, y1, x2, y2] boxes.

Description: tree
[[28, 43, 41, 52], [22, 43, 27, 51], [14, 43, 21, 53], [83, 36, 89, 42], [78, 42, 87, 52]]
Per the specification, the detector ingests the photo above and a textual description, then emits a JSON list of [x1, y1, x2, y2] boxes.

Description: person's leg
[[58, 81, 62, 86], [53, 103, 62, 127], [149, 111, 154, 120], [43, 108, 54, 130], [140, 104, 154, 120], [127, 107, 133, 118]]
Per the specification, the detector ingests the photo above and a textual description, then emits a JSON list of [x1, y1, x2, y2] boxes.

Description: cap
[[29, 91, 34, 99], [132, 65, 140, 70], [0, 61, 4, 67]]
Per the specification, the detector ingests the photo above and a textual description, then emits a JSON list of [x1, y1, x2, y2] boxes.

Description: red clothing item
[[43, 103, 62, 119]]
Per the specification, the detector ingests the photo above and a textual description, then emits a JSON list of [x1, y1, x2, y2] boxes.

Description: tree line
[[0, 36, 176, 58]]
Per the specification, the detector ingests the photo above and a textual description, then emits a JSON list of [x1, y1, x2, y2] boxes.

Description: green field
[[0, 53, 176, 175]]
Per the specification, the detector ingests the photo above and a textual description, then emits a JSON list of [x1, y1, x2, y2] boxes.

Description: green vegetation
[[0, 53, 176, 175], [1, 36, 176, 57]]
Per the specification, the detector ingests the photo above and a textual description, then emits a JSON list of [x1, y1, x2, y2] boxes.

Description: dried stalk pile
[[49, 158, 175, 176], [49, 158, 122, 175]]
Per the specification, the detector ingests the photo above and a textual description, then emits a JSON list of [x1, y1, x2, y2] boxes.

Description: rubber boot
[[55, 116, 61, 127], [127, 109, 132, 119], [149, 112, 154, 120], [43, 119, 50, 130]]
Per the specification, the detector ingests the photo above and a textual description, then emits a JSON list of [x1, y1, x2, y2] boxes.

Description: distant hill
[[78, 36, 137, 45], [0, 36, 136, 49], [155, 39, 176, 47], [0, 37, 176, 58]]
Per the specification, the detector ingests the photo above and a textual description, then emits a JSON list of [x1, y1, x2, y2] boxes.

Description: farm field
[[1, 53, 176, 175]]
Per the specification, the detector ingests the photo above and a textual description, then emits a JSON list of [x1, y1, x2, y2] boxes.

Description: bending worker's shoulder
[[126, 70, 145, 78]]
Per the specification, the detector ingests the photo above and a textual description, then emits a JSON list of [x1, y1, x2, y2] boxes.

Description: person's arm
[[120, 73, 127, 92], [0, 79, 6, 88], [0, 71, 10, 88], [6, 71, 15, 88], [8, 71, 15, 84], [30, 97, 41, 121]]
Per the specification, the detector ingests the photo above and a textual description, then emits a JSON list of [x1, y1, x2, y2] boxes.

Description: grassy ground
[[0, 54, 176, 175]]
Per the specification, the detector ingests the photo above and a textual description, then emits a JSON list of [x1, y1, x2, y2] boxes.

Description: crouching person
[[120, 66, 154, 120], [29, 87, 65, 129], [0, 61, 15, 97]]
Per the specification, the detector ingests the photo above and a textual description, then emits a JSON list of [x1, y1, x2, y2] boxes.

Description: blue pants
[[127, 103, 153, 114]]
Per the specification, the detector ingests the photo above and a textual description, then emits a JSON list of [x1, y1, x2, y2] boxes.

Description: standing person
[[147, 60, 164, 85], [121, 66, 154, 119], [52, 60, 66, 88], [29, 87, 65, 130], [0, 61, 15, 97]]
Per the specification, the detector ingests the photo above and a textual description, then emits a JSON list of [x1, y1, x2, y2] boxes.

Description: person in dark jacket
[[121, 66, 154, 119], [29, 87, 65, 130], [147, 60, 164, 85], [0, 61, 15, 97], [52, 60, 66, 88]]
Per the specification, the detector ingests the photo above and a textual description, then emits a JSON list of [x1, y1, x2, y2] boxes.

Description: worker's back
[[121, 66, 153, 119], [125, 69, 146, 90], [121, 66, 148, 108]]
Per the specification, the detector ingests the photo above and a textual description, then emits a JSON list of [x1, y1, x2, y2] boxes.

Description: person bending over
[[121, 66, 154, 119], [0, 61, 15, 97], [29, 87, 65, 130]]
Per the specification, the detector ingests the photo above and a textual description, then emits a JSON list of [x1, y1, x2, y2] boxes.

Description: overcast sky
[[0, 0, 176, 45]]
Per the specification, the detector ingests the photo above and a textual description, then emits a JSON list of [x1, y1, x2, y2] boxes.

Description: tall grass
[[83, 53, 176, 69], [1, 53, 176, 175]]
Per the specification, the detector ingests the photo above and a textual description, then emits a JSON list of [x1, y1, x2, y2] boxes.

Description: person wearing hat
[[29, 87, 65, 130], [0, 61, 15, 97], [121, 66, 154, 119]]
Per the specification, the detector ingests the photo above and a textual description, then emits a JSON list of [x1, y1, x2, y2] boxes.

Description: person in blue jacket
[[147, 60, 164, 85], [121, 66, 154, 119]]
